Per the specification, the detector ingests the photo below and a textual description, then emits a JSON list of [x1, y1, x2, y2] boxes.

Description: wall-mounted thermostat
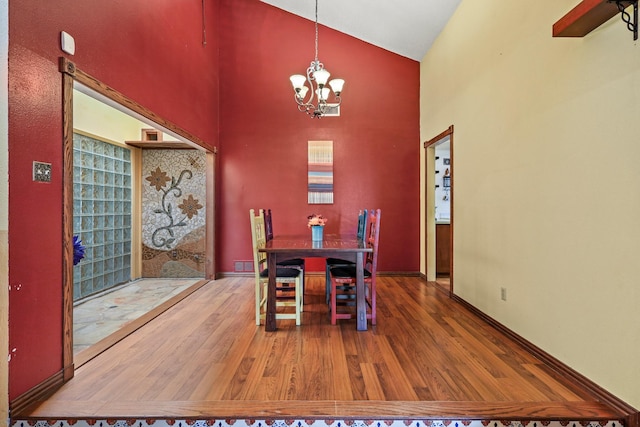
[[61, 31, 75, 55]]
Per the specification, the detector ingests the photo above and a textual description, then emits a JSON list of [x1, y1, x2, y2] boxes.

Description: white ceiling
[[260, 0, 463, 61]]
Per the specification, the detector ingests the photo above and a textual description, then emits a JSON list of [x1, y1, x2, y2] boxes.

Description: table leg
[[265, 253, 277, 331], [355, 251, 367, 331]]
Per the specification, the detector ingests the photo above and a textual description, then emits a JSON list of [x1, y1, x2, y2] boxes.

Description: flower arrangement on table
[[307, 213, 327, 228]]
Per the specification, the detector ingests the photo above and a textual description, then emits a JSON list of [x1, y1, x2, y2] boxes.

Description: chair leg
[[330, 278, 337, 325], [300, 266, 304, 312], [325, 263, 331, 304], [370, 282, 376, 325], [255, 280, 262, 326], [295, 276, 302, 326]]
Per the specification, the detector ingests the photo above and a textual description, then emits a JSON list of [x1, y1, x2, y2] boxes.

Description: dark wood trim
[[553, 0, 622, 37], [124, 141, 194, 149], [376, 271, 421, 277], [452, 293, 639, 423], [10, 371, 64, 417], [12, 400, 626, 421], [61, 71, 75, 382], [423, 126, 454, 149], [216, 272, 253, 279], [217, 271, 422, 279], [448, 126, 454, 298], [424, 125, 454, 298]]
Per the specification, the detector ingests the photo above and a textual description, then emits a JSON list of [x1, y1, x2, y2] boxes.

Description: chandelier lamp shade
[[289, 0, 345, 118]]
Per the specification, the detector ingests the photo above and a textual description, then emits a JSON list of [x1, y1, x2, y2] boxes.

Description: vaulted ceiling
[[260, 0, 463, 61]]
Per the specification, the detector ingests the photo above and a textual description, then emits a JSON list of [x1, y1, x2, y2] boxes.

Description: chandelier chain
[[314, 0, 319, 63], [289, 0, 344, 118]]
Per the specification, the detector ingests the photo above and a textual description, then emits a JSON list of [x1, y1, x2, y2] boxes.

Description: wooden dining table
[[259, 234, 373, 331]]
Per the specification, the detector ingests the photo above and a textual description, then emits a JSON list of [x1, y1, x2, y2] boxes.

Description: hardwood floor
[[18, 276, 625, 422]]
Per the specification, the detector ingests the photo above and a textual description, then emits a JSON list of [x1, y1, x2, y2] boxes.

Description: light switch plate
[[33, 161, 52, 182]]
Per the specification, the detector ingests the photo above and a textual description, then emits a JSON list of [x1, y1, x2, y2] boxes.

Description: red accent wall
[[8, 0, 219, 400], [7, 0, 419, 403], [218, 0, 420, 274]]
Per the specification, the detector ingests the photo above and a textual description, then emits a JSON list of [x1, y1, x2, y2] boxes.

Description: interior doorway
[[424, 126, 453, 296], [60, 58, 216, 377]]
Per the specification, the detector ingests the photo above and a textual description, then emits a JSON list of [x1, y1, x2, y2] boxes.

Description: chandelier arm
[[306, 64, 316, 105]]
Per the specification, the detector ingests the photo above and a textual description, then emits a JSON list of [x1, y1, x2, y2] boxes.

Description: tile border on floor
[[9, 419, 624, 427]]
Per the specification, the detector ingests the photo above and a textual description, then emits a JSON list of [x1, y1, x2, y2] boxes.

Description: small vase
[[311, 225, 324, 241]]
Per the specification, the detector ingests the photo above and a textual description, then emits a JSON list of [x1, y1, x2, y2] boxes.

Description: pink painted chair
[[324, 209, 368, 303], [329, 209, 381, 325]]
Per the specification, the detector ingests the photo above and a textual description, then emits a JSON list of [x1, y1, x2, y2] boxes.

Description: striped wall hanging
[[308, 140, 333, 204]]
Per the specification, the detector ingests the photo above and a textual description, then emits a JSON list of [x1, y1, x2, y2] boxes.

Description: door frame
[[424, 125, 454, 297], [60, 57, 216, 380]]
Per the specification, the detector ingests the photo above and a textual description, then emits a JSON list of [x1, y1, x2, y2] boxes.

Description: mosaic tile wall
[[141, 149, 206, 278], [73, 134, 132, 301]]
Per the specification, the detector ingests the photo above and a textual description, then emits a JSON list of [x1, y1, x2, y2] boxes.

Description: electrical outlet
[[500, 287, 507, 301], [33, 161, 52, 182]]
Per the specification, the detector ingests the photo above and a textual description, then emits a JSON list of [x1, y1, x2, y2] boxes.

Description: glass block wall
[[73, 133, 132, 301]]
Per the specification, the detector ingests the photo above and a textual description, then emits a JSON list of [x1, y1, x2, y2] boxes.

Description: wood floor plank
[[374, 336, 420, 400], [522, 363, 583, 401], [17, 276, 629, 421], [360, 363, 386, 400]]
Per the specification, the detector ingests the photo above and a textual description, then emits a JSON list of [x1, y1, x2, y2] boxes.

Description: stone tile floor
[[73, 278, 200, 354]]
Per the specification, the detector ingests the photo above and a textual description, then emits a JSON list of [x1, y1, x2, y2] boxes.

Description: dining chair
[[250, 209, 303, 326], [324, 209, 368, 303], [262, 208, 306, 296], [329, 208, 381, 325]]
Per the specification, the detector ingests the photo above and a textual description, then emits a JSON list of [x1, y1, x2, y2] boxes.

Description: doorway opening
[[424, 126, 453, 296], [61, 58, 216, 374]]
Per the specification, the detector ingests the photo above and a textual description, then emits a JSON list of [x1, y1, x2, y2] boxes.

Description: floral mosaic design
[[142, 150, 205, 250], [142, 150, 206, 278], [145, 166, 202, 249]]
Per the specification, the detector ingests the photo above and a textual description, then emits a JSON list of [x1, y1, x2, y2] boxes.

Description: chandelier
[[289, 0, 345, 118]]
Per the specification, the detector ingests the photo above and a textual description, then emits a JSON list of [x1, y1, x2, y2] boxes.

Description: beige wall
[[420, 0, 640, 409], [74, 90, 149, 143], [74, 89, 181, 144]]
